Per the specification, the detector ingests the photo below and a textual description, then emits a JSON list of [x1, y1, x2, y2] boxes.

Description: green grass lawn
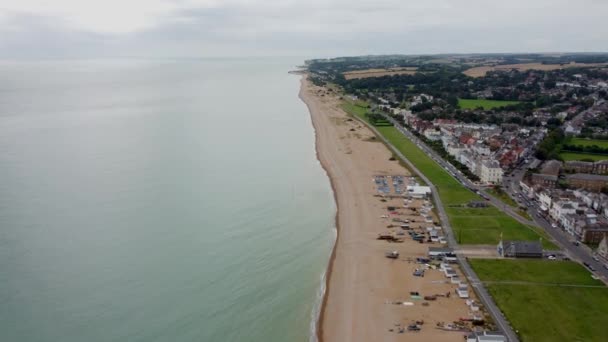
[[458, 98, 520, 110], [517, 209, 533, 221], [470, 260, 608, 342], [470, 259, 601, 285], [559, 152, 608, 161], [570, 138, 608, 148], [487, 188, 518, 207], [448, 207, 556, 248], [342, 101, 551, 246]]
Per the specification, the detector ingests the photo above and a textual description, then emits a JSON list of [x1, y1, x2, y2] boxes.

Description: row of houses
[[564, 160, 608, 175], [526, 159, 608, 192], [400, 112, 506, 184], [520, 184, 608, 244]]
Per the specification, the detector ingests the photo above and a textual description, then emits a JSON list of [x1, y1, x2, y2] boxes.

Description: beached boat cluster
[[373, 180, 496, 336]]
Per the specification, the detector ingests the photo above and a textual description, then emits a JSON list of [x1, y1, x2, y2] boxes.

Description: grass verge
[[470, 259, 608, 342]]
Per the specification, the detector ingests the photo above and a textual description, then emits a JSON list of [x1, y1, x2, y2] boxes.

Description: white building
[[423, 128, 442, 141], [466, 331, 507, 342], [472, 143, 491, 156], [411, 94, 434, 106], [549, 200, 578, 221], [406, 186, 432, 199], [538, 191, 553, 212], [480, 160, 503, 184]]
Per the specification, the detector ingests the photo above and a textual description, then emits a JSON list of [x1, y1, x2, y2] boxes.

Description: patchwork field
[[342, 101, 553, 246], [560, 152, 608, 161], [342, 67, 418, 80], [458, 98, 520, 110], [463, 62, 608, 77], [470, 259, 608, 342]]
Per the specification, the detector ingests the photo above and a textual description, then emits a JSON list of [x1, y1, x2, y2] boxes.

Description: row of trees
[[562, 144, 608, 155]]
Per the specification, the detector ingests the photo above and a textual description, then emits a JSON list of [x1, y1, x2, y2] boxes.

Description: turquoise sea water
[[0, 59, 335, 342]]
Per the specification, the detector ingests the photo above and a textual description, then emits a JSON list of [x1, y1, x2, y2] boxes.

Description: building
[[530, 173, 557, 188], [581, 223, 608, 244], [466, 331, 507, 342], [540, 160, 562, 176], [549, 200, 578, 221], [564, 160, 608, 175], [567, 173, 608, 192], [480, 160, 503, 184], [498, 240, 543, 258], [428, 247, 454, 258], [564, 160, 595, 173], [406, 185, 431, 199], [423, 128, 442, 141], [598, 235, 608, 259], [538, 191, 553, 212]]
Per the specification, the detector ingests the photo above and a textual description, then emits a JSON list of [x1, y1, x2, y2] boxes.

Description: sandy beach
[[299, 76, 481, 342]]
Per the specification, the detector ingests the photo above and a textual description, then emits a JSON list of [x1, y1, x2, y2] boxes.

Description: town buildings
[[566, 173, 608, 192]]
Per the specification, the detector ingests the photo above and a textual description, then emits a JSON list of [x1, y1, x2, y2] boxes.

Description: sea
[[0, 58, 336, 342]]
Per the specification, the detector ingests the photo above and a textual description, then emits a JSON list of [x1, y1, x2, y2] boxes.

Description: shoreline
[[298, 76, 340, 342], [299, 75, 482, 342]]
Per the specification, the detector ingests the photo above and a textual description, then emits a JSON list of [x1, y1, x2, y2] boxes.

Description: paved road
[[354, 115, 520, 342]]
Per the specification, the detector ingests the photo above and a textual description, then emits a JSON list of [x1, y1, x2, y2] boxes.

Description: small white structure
[[466, 331, 507, 342], [406, 185, 431, 199], [456, 288, 469, 298]]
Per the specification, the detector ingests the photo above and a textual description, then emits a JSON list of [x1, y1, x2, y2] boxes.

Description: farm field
[[342, 67, 418, 80], [458, 98, 520, 110], [470, 259, 608, 342], [560, 152, 608, 161], [341, 101, 552, 246], [463, 62, 608, 77]]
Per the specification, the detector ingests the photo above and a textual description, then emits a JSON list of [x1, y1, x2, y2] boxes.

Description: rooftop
[[503, 240, 543, 255], [567, 173, 608, 181]]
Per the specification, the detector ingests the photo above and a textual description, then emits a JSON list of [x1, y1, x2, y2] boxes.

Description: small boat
[[385, 251, 399, 259]]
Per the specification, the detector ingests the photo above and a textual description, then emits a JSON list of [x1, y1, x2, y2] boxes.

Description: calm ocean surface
[[0, 59, 335, 342]]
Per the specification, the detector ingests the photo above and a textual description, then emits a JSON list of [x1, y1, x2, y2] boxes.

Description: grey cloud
[[0, 0, 606, 58]]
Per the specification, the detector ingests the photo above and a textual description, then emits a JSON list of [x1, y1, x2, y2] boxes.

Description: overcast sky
[[0, 0, 606, 59]]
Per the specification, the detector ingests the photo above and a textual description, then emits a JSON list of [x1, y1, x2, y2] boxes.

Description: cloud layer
[[0, 0, 606, 58]]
